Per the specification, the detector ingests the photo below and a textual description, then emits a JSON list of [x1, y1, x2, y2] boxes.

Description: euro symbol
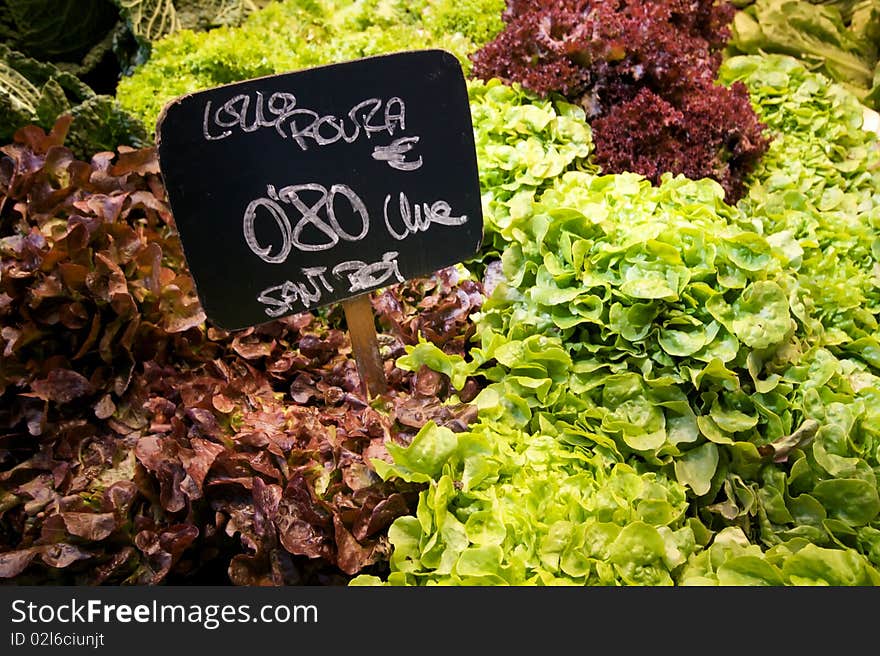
[[371, 136, 423, 171]]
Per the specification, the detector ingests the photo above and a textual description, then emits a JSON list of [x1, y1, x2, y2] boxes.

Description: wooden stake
[[341, 293, 387, 399]]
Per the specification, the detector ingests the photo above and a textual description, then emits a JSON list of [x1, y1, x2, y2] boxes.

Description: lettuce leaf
[[729, 0, 880, 108]]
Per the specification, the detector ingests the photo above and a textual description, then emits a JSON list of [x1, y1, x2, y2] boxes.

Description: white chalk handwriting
[[243, 183, 369, 261], [244, 183, 467, 262], [256, 251, 404, 316], [383, 192, 468, 241], [332, 251, 404, 292], [202, 92, 407, 151], [257, 267, 334, 317]]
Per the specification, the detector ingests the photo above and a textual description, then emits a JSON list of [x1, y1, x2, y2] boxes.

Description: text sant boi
[[201, 90, 470, 318]]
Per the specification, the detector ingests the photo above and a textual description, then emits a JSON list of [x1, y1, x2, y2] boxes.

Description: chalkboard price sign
[[156, 49, 483, 331]]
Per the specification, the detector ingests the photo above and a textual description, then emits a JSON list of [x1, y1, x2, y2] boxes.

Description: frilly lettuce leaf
[[680, 527, 880, 585]]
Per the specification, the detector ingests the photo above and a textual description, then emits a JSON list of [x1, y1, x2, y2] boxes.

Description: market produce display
[[1, 0, 879, 586]]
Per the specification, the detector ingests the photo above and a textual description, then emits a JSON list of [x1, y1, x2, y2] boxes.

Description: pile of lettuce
[[353, 53, 880, 586], [729, 0, 880, 109], [0, 118, 484, 584], [468, 0, 770, 204], [116, 0, 506, 134], [352, 423, 697, 585], [467, 78, 596, 265]]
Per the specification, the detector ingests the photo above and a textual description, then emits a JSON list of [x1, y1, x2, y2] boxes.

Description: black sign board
[[156, 49, 483, 331]]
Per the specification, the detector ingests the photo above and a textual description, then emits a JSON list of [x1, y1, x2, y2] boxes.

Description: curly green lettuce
[[352, 421, 696, 585], [467, 78, 595, 263], [116, 0, 506, 134], [355, 55, 880, 586], [720, 54, 880, 346]]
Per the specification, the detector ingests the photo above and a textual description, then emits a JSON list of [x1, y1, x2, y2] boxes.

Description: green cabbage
[[0, 0, 119, 67], [0, 43, 147, 156]]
